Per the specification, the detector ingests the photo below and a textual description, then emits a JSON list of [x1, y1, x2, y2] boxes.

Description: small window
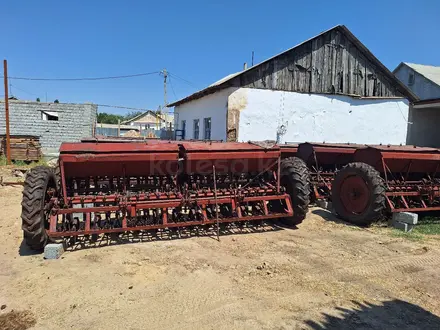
[[193, 119, 199, 139], [204, 117, 211, 140], [41, 111, 59, 121], [408, 73, 415, 86], [181, 120, 186, 139]]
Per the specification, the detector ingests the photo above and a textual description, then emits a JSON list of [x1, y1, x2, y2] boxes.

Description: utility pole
[[162, 68, 168, 107], [160, 68, 168, 128], [3, 60, 11, 164]]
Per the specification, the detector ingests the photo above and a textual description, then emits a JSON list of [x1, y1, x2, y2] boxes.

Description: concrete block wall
[[0, 100, 97, 154]]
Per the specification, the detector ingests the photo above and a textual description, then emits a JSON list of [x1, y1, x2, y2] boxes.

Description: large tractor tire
[[280, 157, 311, 225], [332, 162, 385, 226], [21, 166, 58, 250]]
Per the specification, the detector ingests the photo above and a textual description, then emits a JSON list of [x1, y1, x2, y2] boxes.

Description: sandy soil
[[1, 185, 440, 329]]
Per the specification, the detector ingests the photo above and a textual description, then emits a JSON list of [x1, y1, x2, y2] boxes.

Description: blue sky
[[2, 0, 439, 114]]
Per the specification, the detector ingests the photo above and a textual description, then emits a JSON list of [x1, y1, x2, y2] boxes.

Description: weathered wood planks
[[237, 27, 405, 98]]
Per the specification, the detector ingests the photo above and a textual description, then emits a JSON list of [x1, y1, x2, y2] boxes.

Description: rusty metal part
[[295, 142, 361, 200], [46, 141, 293, 241], [279, 143, 298, 157], [282, 142, 440, 216], [351, 146, 440, 213], [338, 174, 370, 215]]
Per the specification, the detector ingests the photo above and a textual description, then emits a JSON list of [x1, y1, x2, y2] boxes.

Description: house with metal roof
[[121, 110, 166, 130], [394, 63, 440, 147], [394, 62, 440, 101], [169, 25, 416, 145]]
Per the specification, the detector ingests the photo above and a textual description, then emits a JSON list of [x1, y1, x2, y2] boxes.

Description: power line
[[97, 103, 174, 113], [10, 84, 38, 96], [96, 104, 152, 111], [168, 76, 178, 101], [3, 100, 171, 112], [1, 71, 160, 81], [168, 72, 197, 88]]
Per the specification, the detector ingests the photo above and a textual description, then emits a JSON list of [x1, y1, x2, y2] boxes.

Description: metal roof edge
[[392, 62, 405, 74], [121, 110, 164, 124], [401, 63, 440, 90]]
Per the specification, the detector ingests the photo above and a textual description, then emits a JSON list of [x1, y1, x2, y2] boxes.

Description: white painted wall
[[230, 88, 409, 145], [173, 87, 237, 140]]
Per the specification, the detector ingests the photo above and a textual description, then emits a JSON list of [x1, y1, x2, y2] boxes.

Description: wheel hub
[[339, 175, 370, 214]]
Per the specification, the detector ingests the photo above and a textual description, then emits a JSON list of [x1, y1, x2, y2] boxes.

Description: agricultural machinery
[[21, 140, 310, 250], [332, 145, 440, 225], [294, 143, 360, 201], [284, 142, 440, 227]]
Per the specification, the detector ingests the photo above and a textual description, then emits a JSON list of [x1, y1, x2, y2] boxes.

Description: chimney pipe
[[243, 62, 247, 70]]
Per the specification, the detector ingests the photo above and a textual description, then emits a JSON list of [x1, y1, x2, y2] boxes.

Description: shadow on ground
[[18, 240, 41, 256], [18, 221, 295, 254], [305, 299, 440, 329]]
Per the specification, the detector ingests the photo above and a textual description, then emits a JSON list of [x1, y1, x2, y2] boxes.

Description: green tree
[[123, 111, 144, 121], [97, 112, 125, 124]]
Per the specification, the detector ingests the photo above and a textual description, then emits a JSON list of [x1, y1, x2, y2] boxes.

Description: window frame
[[193, 119, 200, 140], [203, 117, 211, 140], [408, 72, 415, 86], [41, 111, 59, 121], [181, 120, 186, 139]]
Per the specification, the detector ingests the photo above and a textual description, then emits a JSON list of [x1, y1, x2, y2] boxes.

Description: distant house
[[122, 110, 174, 130], [394, 63, 440, 100], [169, 25, 416, 145], [95, 123, 140, 137]]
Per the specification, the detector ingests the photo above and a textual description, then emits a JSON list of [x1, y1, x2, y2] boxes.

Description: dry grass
[[0, 310, 36, 330], [0, 155, 47, 168]]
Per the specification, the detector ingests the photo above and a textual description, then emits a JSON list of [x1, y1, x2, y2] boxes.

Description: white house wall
[[230, 88, 409, 145], [174, 87, 237, 140]]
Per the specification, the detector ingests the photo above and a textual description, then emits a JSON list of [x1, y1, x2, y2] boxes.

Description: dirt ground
[[1, 184, 440, 330]]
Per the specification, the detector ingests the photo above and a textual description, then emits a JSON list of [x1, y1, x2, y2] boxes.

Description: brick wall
[[0, 100, 97, 154]]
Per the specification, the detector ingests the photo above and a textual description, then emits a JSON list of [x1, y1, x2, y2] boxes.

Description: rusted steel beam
[[385, 191, 440, 197], [62, 188, 281, 205], [392, 207, 440, 212], [47, 212, 290, 238], [55, 194, 292, 216]]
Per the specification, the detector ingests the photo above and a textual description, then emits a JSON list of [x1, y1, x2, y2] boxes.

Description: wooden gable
[[235, 26, 412, 99]]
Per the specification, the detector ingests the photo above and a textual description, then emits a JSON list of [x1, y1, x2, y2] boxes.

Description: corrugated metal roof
[[121, 110, 165, 125], [404, 63, 440, 87], [168, 25, 417, 107], [208, 72, 242, 87]]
